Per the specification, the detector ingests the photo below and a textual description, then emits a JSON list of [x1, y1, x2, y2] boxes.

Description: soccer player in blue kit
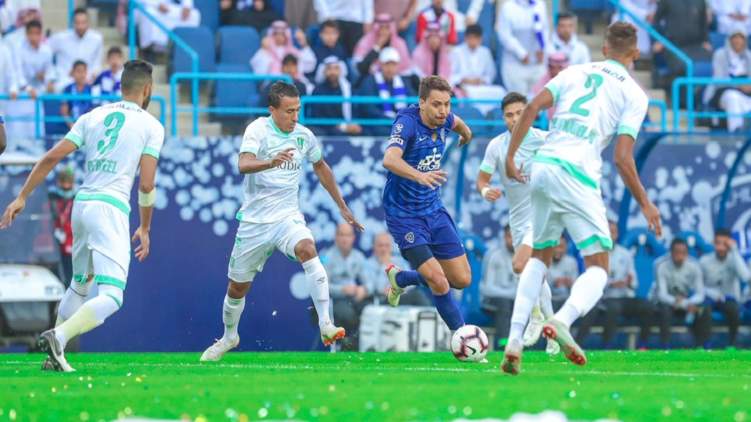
[[381, 76, 474, 331]]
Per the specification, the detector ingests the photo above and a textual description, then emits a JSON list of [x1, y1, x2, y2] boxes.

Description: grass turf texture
[[1, 351, 750, 421]]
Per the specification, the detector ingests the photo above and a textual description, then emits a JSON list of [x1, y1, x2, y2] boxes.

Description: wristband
[[138, 189, 157, 207]]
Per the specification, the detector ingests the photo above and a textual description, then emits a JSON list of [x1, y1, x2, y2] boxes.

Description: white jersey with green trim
[[539, 59, 648, 189], [236, 117, 323, 224], [65, 101, 165, 214]]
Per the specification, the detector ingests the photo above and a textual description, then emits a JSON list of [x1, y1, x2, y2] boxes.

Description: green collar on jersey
[[120, 100, 141, 109], [605, 59, 628, 71], [268, 117, 292, 137]]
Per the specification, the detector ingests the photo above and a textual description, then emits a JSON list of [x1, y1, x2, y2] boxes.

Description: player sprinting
[[382, 76, 474, 332], [475, 92, 559, 355], [0, 60, 162, 372], [501, 22, 662, 375], [200, 82, 363, 361]]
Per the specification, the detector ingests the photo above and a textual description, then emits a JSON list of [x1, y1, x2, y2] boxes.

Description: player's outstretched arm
[[614, 134, 662, 237], [476, 170, 502, 202], [382, 147, 447, 189], [506, 89, 553, 183], [0, 139, 76, 229], [238, 149, 294, 173], [452, 115, 473, 146], [133, 155, 158, 262], [313, 159, 364, 232]]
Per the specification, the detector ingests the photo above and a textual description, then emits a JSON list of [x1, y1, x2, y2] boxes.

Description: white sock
[[554, 266, 608, 328], [222, 294, 245, 341], [56, 282, 91, 326], [509, 258, 548, 342], [55, 285, 122, 348], [539, 278, 554, 319], [302, 257, 332, 327]]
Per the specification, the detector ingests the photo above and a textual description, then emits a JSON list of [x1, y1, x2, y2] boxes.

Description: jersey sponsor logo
[[551, 118, 598, 143], [405, 232, 415, 244], [277, 160, 302, 171], [86, 158, 118, 174], [388, 136, 404, 147], [416, 147, 442, 172]]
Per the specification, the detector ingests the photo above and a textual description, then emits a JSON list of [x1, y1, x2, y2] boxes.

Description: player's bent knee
[[294, 239, 317, 262], [98, 284, 124, 309], [452, 272, 471, 289], [423, 271, 450, 295], [227, 280, 251, 298]]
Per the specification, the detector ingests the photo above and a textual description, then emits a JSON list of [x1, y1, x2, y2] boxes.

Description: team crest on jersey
[[405, 232, 415, 243], [296, 137, 305, 150], [393, 123, 403, 134]]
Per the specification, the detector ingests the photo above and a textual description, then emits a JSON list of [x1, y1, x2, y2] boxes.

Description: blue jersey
[[382, 104, 455, 218]]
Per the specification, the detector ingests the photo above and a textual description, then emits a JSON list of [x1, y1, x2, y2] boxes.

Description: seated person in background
[[655, 238, 712, 348], [353, 14, 412, 85], [710, 0, 751, 36], [532, 52, 569, 120], [549, 12, 590, 66], [411, 22, 451, 81], [355, 47, 414, 136], [260, 54, 312, 105], [495, 0, 548, 96], [699, 228, 750, 348], [312, 0, 374, 56], [49, 8, 103, 87], [375, 0, 417, 32], [251, 20, 317, 76], [219, 0, 280, 32], [92, 46, 124, 101], [415, 0, 485, 32], [577, 220, 655, 349], [450, 24, 506, 114], [480, 225, 519, 348], [364, 232, 431, 306], [136, 0, 200, 53], [612, 0, 656, 57], [322, 222, 369, 350], [416, 0, 458, 45], [60, 60, 94, 129], [547, 236, 578, 310], [312, 20, 350, 75], [705, 29, 751, 133], [310, 56, 362, 136]]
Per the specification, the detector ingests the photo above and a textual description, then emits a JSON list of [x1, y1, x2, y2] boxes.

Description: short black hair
[[465, 24, 482, 38], [72, 60, 87, 70], [715, 228, 733, 238], [73, 7, 88, 17], [606, 21, 638, 55], [282, 54, 298, 67], [558, 11, 576, 22], [321, 19, 339, 31], [268, 81, 300, 108], [121, 59, 153, 94], [502, 92, 527, 111], [418, 75, 452, 100], [107, 46, 123, 58], [25, 19, 42, 31], [671, 238, 688, 250]]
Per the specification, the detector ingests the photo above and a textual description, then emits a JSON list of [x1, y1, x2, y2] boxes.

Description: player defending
[[383, 76, 474, 331], [475, 92, 558, 354], [501, 22, 662, 374], [200, 82, 364, 361], [0, 60, 163, 372]]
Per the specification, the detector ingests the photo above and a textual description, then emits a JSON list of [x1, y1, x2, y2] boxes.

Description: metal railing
[[0, 93, 167, 138], [672, 77, 751, 131], [647, 99, 668, 132]]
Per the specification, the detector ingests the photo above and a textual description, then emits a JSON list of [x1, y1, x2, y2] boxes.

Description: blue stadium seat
[[454, 104, 490, 137], [43, 99, 67, 137], [675, 230, 714, 258], [213, 63, 258, 111], [194, 0, 219, 31], [268, 0, 285, 17], [218, 26, 260, 65], [620, 228, 666, 299], [485, 108, 506, 135], [171, 26, 217, 75], [695, 60, 714, 78], [709, 32, 726, 50], [569, 0, 607, 10]]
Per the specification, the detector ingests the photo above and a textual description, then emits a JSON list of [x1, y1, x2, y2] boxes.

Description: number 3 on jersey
[[570, 74, 604, 117], [97, 112, 125, 155]]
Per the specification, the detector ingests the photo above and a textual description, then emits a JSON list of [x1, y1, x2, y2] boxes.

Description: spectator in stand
[[313, 20, 349, 70], [310, 56, 362, 136], [49, 8, 103, 88], [219, 0, 280, 32], [374, 0, 417, 32], [710, 0, 751, 36], [0, 1, 42, 48], [411, 22, 451, 81], [547, 236, 578, 310], [135, 0, 200, 55], [49, 168, 76, 285], [0, 41, 20, 121], [549, 12, 590, 66], [613, 0, 656, 56], [355, 47, 414, 135], [313, 0, 374, 56], [364, 231, 431, 306], [251, 20, 317, 76], [577, 220, 655, 349], [353, 14, 412, 83], [416, 0, 458, 45], [416, 0, 485, 32], [532, 52, 569, 120], [496, 0, 549, 96], [699, 228, 750, 347], [480, 225, 519, 347], [322, 222, 369, 350], [60, 60, 93, 129], [654, 238, 712, 348], [653, 0, 712, 89], [92, 47, 124, 101], [451, 24, 506, 113], [705, 29, 751, 132]]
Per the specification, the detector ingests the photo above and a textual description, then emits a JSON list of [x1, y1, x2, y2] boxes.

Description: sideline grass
[[1, 350, 749, 421]]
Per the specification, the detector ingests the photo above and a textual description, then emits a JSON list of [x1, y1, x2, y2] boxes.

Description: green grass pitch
[[1, 350, 750, 421]]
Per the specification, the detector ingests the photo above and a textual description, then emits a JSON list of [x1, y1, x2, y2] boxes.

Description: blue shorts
[[386, 207, 465, 261]]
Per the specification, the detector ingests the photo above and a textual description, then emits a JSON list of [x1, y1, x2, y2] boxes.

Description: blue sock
[[432, 292, 465, 330], [395, 270, 427, 288]]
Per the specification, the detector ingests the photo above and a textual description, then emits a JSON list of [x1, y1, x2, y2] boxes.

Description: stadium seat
[[569, 0, 607, 34], [42, 99, 68, 137], [218, 26, 260, 65], [485, 108, 506, 136], [709, 32, 726, 50], [194, 0, 219, 31], [268, 0, 285, 16], [620, 228, 666, 299], [171, 26, 217, 75], [453, 104, 490, 137], [213, 63, 259, 111], [675, 230, 714, 258], [695, 60, 714, 78]]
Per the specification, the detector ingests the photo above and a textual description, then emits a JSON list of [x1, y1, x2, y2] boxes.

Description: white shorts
[[71, 200, 130, 290], [509, 200, 534, 250], [227, 213, 314, 283], [530, 163, 612, 256]]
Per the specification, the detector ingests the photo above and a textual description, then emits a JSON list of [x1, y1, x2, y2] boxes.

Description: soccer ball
[[450, 325, 489, 362]]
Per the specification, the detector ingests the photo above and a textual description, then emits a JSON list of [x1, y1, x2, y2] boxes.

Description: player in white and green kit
[[475, 92, 558, 355], [0, 60, 163, 372], [500, 23, 662, 375], [200, 82, 364, 361]]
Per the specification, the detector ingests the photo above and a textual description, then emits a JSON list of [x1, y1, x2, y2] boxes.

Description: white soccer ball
[[450, 324, 489, 362]]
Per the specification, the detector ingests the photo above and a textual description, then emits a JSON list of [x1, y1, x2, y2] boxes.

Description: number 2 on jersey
[[97, 112, 125, 155], [570, 74, 604, 117]]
